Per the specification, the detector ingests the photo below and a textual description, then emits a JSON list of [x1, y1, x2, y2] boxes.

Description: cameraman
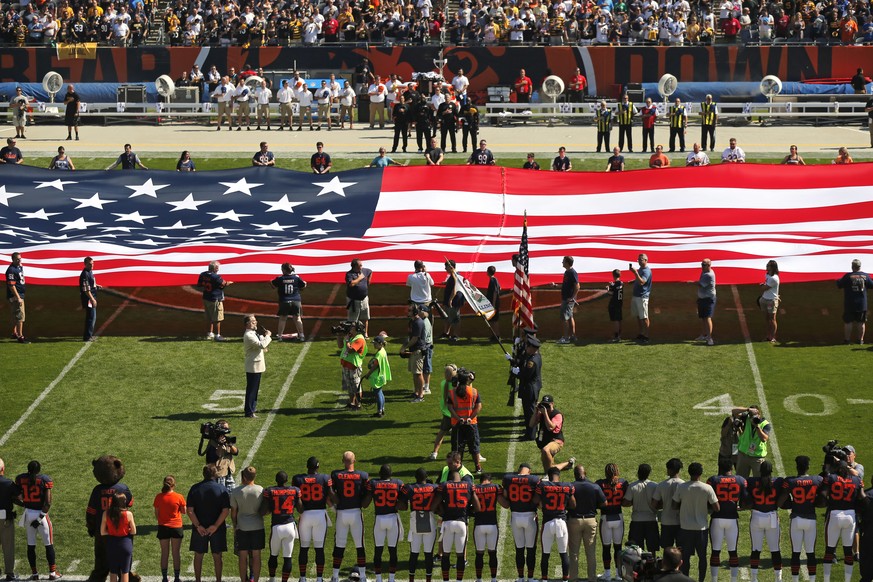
[[339, 321, 368, 410], [656, 547, 695, 582], [846, 445, 865, 479], [204, 420, 238, 491], [731, 406, 771, 478], [530, 396, 575, 475]]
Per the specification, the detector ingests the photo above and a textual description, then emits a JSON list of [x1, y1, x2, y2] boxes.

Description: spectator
[[836, 259, 873, 344], [721, 137, 746, 163], [780, 145, 805, 165], [310, 142, 331, 174], [176, 150, 196, 172], [105, 143, 148, 170], [424, 137, 444, 165], [196, 261, 233, 341], [759, 259, 780, 343], [630, 253, 652, 343], [467, 140, 495, 165], [522, 152, 540, 169], [834, 147, 854, 164], [696, 258, 716, 346], [153, 476, 186, 582], [345, 258, 372, 337], [230, 467, 264, 582], [605, 146, 624, 172], [552, 146, 572, 171], [252, 142, 275, 167], [649, 145, 671, 168], [685, 143, 711, 166], [0, 138, 23, 165], [9, 87, 29, 139]]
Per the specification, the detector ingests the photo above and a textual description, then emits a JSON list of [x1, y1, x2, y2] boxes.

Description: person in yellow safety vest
[[700, 94, 719, 152], [448, 368, 483, 474], [668, 97, 688, 153], [731, 406, 771, 477], [595, 100, 613, 153], [615, 93, 638, 153], [364, 334, 392, 418], [339, 320, 368, 410]]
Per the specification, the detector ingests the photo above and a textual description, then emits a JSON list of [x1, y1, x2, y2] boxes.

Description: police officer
[[438, 98, 459, 154], [669, 98, 688, 153], [459, 102, 479, 154], [391, 94, 410, 154], [0, 458, 16, 581], [414, 92, 433, 153], [512, 337, 542, 442]]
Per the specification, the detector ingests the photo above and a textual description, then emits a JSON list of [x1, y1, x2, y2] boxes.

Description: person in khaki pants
[[568, 465, 606, 582], [0, 458, 16, 580]]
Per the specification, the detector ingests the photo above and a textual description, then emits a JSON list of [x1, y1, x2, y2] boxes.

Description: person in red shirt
[[568, 68, 587, 102], [514, 69, 533, 104], [101, 493, 138, 582], [154, 476, 187, 582], [640, 97, 658, 153]]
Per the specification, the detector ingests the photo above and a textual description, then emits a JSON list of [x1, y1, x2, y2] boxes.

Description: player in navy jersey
[[15, 460, 61, 580], [330, 452, 368, 582], [536, 467, 577, 582], [196, 261, 233, 341], [745, 461, 784, 582], [777, 456, 822, 582], [262, 471, 303, 582], [400, 468, 439, 582], [596, 464, 628, 581], [473, 474, 504, 582], [707, 459, 747, 582], [500, 464, 541, 582], [85, 457, 133, 582], [363, 465, 404, 582], [271, 263, 308, 342], [292, 458, 336, 582], [818, 461, 865, 582], [435, 470, 480, 582], [606, 269, 623, 342]]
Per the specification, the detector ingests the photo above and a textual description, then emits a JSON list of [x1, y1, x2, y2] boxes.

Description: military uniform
[[517, 338, 542, 441]]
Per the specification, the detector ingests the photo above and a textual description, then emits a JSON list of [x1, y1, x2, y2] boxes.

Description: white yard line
[[730, 285, 786, 477], [241, 284, 341, 468], [0, 291, 137, 447], [496, 396, 524, 579]]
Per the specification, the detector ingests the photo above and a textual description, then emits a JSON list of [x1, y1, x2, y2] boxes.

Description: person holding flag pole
[[507, 213, 536, 406], [443, 259, 500, 347]]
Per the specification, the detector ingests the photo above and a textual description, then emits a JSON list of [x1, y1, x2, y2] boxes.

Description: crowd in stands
[[2, 0, 873, 47]]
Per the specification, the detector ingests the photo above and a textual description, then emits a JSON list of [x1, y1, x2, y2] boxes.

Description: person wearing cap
[[513, 336, 542, 441], [403, 303, 429, 403], [530, 395, 575, 475], [0, 138, 23, 165], [339, 319, 368, 410], [447, 367, 483, 473], [846, 446, 864, 479], [731, 406, 771, 478], [407, 260, 434, 310], [363, 334, 392, 418], [10, 87, 29, 139], [837, 259, 873, 345]]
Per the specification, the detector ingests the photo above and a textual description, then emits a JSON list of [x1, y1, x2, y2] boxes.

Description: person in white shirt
[[407, 261, 435, 306], [234, 81, 252, 130], [417, 0, 432, 18], [685, 143, 710, 166], [509, 17, 525, 43], [254, 79, 272, 130], [303, 17, 320, 44], [451, 69, 469, 106], [207, 65, 221, 91], [316, 80, 332, 131], [277, 80, 294, 130], [296, 84, 314, 131], [111, 17, 130, 45], [368, 76, 386, 129], [339, 81, 356, 129], [669, 15, 685, 44], [212, 76, 235, 130], [721, 137, 746, 163], [190, 64, 204, 85], [758, 10, 772, 41], [328, 73, 342, 107], [385, 74, 399, 115]]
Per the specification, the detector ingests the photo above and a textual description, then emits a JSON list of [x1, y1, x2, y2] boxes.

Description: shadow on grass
[[139, 336, 205, 343]]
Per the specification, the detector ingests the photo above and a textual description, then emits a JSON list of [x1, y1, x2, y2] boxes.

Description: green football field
[[0, 276, 871, 582]]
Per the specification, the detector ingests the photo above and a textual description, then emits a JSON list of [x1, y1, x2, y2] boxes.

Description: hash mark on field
[[730, 285, 785, 477], [67, 559, 81, 572], [847, 399, 873, 405], [242, 284, 342, 468], [0, 291, 137, 447], [131, 561, 140, 572]]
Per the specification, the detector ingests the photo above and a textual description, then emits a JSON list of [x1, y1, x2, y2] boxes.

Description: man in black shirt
[[0, 457, 17, 581], [187, 465, 231, 582], [391, 94, 409, 153], [437, 99, 458, 153], [656, 547, 695, 582], [459, 102, 479, 153], [310, 142, 331, 174], [568, 465, 607, 582]]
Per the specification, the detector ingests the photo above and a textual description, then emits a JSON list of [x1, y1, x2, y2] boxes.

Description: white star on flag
[[305, 209, 350, 223], [18, 208, 61, 220], [209, 209, 253, 222], [34, 179, 77, 191], [58, 217, 101, 231], [296, 228, 337, 237], [0, 186, 24, 207], [127, 238, 161, 246], [220, 178, 264, 196], [252, 222, 297, 231], [156, 220, 200, 230], [262, 194, 306, 213], [126, 178, 170, 198], [197, 226, 238, 236], [72, 193, 115, 210], [166, 193, 210, 212], [314, 176, 357, 197], [113, 211, 158, 224], [100, 226, 141, 233]]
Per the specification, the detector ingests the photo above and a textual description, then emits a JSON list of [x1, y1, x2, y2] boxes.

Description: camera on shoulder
[[331, 320, 355, 335], [200, 421, 236, 444]]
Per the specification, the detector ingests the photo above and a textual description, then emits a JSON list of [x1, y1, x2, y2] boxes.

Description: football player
[[363, 465, 404, 582], [706, 459, 747, 582], [473, 474, 505, 582], [777, 456, 822, 582], [400, 468, 439, 582], [435, 469, 480, 582], [15, 460, 61, 580], [818, 461, 865, 582], [293, 458, 337, 582], [500, 463, 541, 582], [596, 464, 628, 581], [745, 461, 784, 582], [535, 467, 576, 582], [330, 452, 369, 582], [262, 472, 303, 582]]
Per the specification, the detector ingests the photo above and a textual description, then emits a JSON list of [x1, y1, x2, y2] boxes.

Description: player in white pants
[[272, 523, 300, 565], [710, 518, 740, 582], [790, 517, 817, 581], [824, 509, 857, 582], [749, 510, 782, 582]]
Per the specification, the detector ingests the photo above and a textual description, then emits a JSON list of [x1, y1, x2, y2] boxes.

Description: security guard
[[595, 101, 612, 153], [669, 97, 688, 153], [615, 93, 638, 153], [512, 337, 542, 441], [700, 94, 718, 151]]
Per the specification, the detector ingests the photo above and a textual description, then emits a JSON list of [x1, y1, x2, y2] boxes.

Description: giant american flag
[[1, 163, 872, 287]]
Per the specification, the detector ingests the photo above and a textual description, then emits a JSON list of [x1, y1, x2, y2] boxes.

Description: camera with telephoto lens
[[200, 421, 236, 444], [453, 367, 475, 388], [620, 546, 660, 582], [331, 320, 356, 334], [822, 439, 848, 474]]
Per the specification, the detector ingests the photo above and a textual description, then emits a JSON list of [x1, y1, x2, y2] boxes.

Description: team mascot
[[86, 456, 139, 582]]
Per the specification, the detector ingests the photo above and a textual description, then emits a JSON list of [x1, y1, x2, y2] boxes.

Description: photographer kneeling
[[656, 547, 695, 582], [531, 396, 575, 475], [200, 420, 239, 491], [338, 321, 368, 410], [731, 406, 771, 478]]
